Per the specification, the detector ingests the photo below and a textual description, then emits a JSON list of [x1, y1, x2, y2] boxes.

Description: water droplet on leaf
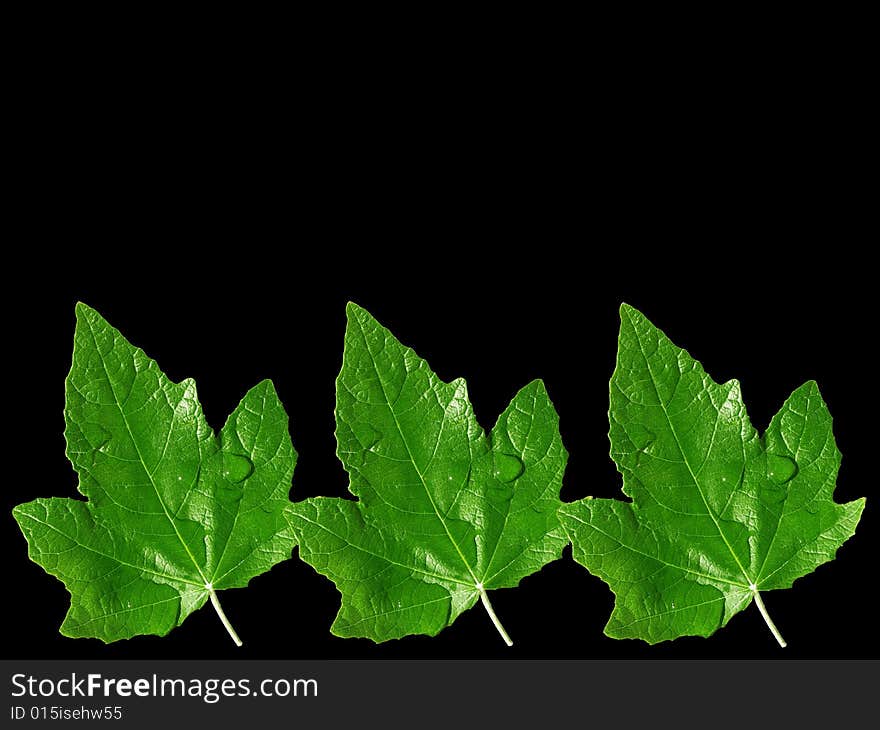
[[493, 453, 524, 483], [766, 454, 797, 485], [222, 453, 254, 483]]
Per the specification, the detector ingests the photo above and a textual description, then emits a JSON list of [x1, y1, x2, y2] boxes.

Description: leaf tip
[[784, 379, 827, 412], [520, 378, 549, 400], [618, 302, 651, 331], [798, 379, 821, 396], [345, 301, 382, 332], [850, 495, 867, 520], [530, 377, 549, 394], [253, 377, 279, 398], [619, 302, 639, 318], [345, 300, 367, 318], [11, 499, 41, 525], [74, 300, 98, 320]]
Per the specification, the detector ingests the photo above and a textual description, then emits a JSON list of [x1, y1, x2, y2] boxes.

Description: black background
[[3, 49, 875, 661]]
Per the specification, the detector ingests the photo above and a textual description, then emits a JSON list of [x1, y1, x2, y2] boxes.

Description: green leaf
[[559, 303, 865, 646], [288, 303, 567, 644], [13, 303, 296, 645]]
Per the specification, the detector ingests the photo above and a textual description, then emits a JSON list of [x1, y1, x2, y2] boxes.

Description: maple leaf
[[559, 304, 865, 645], [13, 304, 296, 645], [288, 303, 567, 644]]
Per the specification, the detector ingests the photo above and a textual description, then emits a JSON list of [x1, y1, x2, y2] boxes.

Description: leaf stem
[[208, 587, 243, 647], [478, 586, 513, 647], [752, 588, 786, 648]]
